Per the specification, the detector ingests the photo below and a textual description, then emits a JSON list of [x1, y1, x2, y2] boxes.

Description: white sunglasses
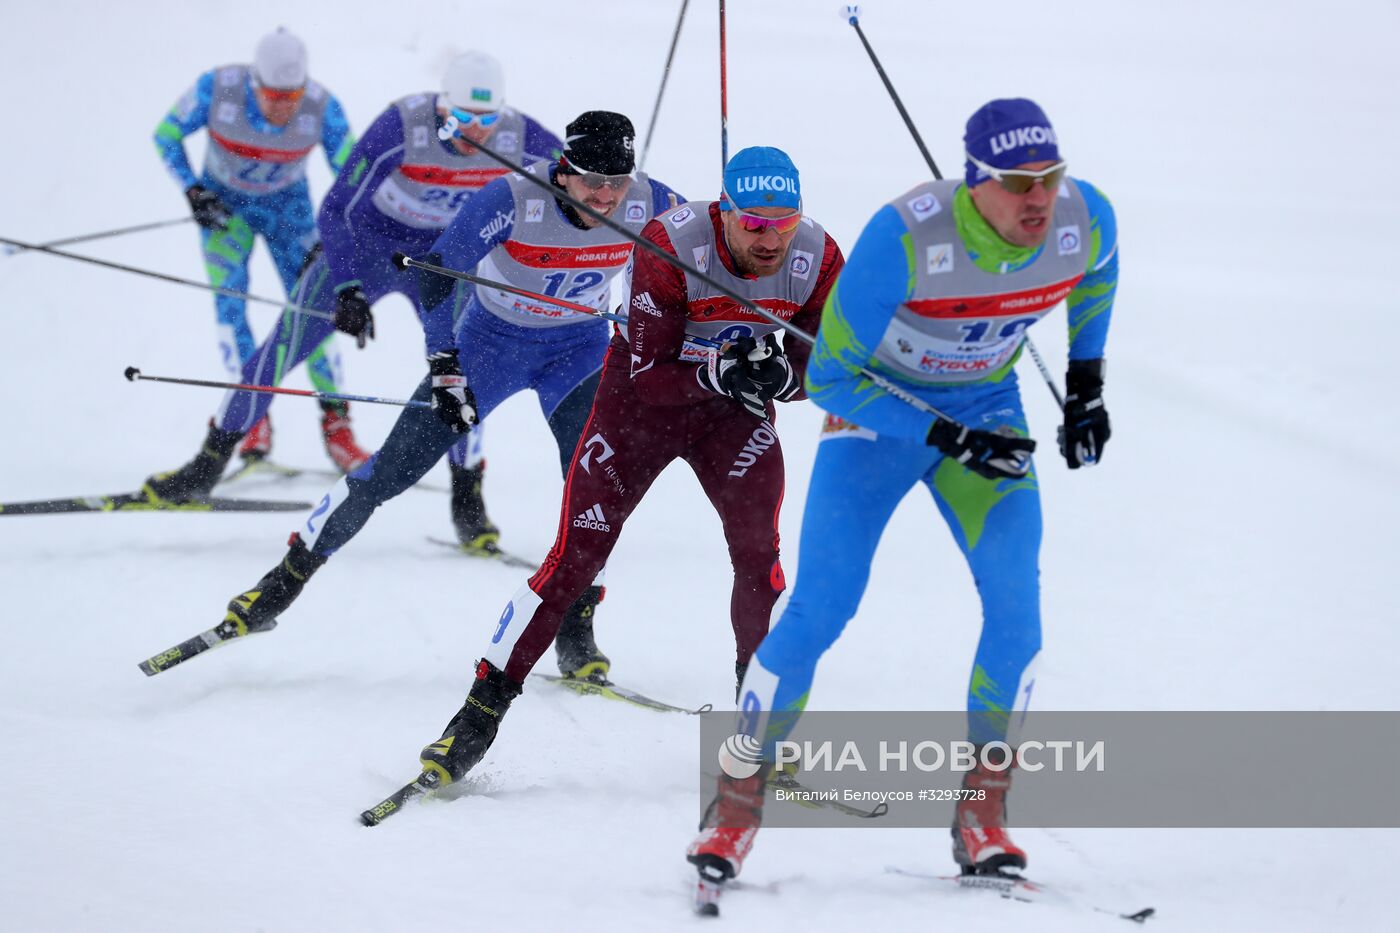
[[966, 152, 1068, 194]]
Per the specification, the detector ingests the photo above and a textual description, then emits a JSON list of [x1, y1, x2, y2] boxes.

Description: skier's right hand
[[184, 184, 231, 231], [334, 286, 376, 349], [927, 418, 1036, 480], [696, 336, 771, 419], [427, 350, 478, 433]]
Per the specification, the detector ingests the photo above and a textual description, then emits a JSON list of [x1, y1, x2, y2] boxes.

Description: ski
[[223, 458, 448, 493], [222, 458, 310, 483], [767, 766, 890, 820], [137, 616, 274, 676], [0, 491, 311, 515], [884, 866, 1155, 923], [360, 771, 442, 826], [426, 536, 538, 570], [531, 673, 714, 715]]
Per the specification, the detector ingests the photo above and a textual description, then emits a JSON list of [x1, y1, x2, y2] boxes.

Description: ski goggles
[[561, 159, 633, 191], [253, 81, 305, 103], [722, 199, 803, 236], [965, 153, 1068, 194], [449, 106, 502, 130]]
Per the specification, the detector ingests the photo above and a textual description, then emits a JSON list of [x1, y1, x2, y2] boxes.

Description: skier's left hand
[[1058, 358, 1111, 469]]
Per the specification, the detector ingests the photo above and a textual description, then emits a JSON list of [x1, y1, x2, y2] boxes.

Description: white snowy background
[[2, 1, 1397, 930]]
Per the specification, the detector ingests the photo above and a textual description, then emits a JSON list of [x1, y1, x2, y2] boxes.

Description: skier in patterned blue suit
[[154, 28, 363, 467], [686, 99, 1119, 887], [145, 52, 561, 550], [145, 111, 683, 680]]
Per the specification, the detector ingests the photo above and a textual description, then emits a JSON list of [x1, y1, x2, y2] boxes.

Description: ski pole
[[391, 252, 721, 351], [640, 0, 691, 172], [1, 216, 193, 257], [719, 0, 729, 171], [444, 137, 963, 426], [842, 6, 1065, 411], [123, 366, 430, 409], [0, 236, 335, 323]]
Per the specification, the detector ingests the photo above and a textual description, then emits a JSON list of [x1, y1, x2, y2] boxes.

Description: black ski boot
[[222, 534, 328, 637], [143, 420, 242, 504], [419, 660, 523, 786], [555, 585, 610, 681], [449, 461, 501, 552]]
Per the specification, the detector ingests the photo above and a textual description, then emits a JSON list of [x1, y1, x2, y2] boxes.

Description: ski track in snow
[[2, 1, 1398, 930]]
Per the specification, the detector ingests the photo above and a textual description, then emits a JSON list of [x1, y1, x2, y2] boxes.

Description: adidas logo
[[631, 291, 662, 317], [572, 503, 612, 532]]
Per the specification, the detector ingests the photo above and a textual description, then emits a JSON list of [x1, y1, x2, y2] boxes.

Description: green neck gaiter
[[952, 184, 1041, 274]]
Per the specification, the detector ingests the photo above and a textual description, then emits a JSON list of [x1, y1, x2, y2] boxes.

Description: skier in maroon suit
[[411, 147, 844, 790]]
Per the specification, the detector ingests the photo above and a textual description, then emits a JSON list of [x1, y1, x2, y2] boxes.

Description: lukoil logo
[[573, 504, 611, 532], [729, 423, 778, 478], [718, 733, 764, 779], [988, 125, 1057, 155], [732, 175, 798, 195]]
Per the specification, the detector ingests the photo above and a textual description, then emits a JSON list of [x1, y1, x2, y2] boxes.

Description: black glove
[[744, 334, 802, 402], [334, 286, 375, 349], [696, 336, 772, 418], [1058, 358, 1111, 469], [185, 184, 231, 231], [427, 350, 478, 433], [927, 419, 1036, 480]]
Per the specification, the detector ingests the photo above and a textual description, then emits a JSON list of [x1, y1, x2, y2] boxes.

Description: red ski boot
[[688, 769, 767, 881], [237, 416, 272, 461], [320, 402, 370, 473], [952, 753, 1028, 875]]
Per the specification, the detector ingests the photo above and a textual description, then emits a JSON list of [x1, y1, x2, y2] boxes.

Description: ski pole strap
[[123, 366, 430, 409], [0, 236, 335, 323]]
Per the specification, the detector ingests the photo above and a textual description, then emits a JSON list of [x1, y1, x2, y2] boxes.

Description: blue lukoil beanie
[[721, 146, 801, 211], [963, 98, 1061, 187]]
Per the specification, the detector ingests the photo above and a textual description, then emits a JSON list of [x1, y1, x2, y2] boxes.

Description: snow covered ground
[[2, 1, 1397, 929]]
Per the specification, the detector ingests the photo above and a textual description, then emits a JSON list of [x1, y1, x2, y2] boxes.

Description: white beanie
[[441, 51, 505, 111], [254, 28, 308, 89]]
